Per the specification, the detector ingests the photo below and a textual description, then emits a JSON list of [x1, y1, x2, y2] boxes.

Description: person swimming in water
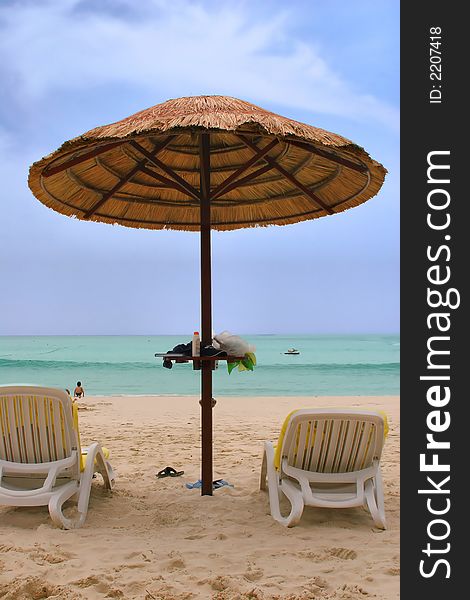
[[74, 381, 85, 398]]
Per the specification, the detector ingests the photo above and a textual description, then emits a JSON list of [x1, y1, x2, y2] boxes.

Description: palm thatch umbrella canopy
[[28, 95, 387, 496], [29, 95, 386, 231]]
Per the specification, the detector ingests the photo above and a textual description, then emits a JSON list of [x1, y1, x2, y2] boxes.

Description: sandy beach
[[0, 395, 399, 600]]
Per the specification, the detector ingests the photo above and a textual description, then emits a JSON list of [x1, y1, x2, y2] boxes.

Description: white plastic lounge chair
[[0, 385, 114, 529], [260, 408, 387, 528]]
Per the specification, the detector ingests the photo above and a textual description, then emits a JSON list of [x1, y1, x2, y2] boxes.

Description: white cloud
[[0, 0, 398, 130]]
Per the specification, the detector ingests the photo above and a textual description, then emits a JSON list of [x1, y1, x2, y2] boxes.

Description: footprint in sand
[[28, 545, 75, 565], [209, 575, 233, 591], [116, 561, 150, 570], [72, 575, 101, 588], [165, 550, 186, 572], [331, 583, 373, 598], [167, 557, 186, 571], [123, 551, 153, 563], [310, 576, 328, 588], [144, 583, 192, 600], [92, 580, 125, 598], [103, 588, 124, 598], [328, 547, 358, 560], [243, 567, 264, 582], [151, 508, 187, 527], [297, 547, 358, 562]]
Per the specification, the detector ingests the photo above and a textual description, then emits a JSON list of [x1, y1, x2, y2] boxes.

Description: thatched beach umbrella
[[28, 95, 386, 496]]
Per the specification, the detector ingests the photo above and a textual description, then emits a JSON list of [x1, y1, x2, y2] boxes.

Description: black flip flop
[[156, 466, 184, 478]]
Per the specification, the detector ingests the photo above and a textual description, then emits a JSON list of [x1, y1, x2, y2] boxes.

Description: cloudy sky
[[0, 0, 399, 335]]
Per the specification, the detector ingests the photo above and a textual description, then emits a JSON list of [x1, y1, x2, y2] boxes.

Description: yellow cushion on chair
[[72, 401, 110, 472], [273, 409, 298, 470]]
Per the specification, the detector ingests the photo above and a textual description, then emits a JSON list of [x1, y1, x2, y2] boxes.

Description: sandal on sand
[[157, 466, 184, 478], [212, 479, 234, 489], [185, 479, 202, 489], [185, 479, 234, 490]]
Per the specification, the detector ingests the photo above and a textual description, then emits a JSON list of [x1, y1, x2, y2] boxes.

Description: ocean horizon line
[[0, 332, 400, 337]]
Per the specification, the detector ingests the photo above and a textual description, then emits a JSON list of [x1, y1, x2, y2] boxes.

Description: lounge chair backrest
[[0, 386, 78, 465], [282, 409, 385, 474]]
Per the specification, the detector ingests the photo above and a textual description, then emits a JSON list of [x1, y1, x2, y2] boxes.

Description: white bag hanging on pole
[[213, 331, 256, 355]]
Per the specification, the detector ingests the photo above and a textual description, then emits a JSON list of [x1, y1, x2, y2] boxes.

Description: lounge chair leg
[[48, 481, 83, 529], [260, 449, 268, 491], [365, 473, 386, 529], [94, 455, 115, 490], [373, 469, 387, 528], [77, 442, 113, 515], [51, 443, 114, 529], [261, 442, 304, 527], [279, 479, 304, 527]]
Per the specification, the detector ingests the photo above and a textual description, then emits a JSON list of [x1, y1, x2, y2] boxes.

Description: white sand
[[0, 395, 399, 600]]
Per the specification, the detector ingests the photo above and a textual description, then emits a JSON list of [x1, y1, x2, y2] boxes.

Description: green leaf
[[227, 361, 237, 374], [241, 356, 254, 371]]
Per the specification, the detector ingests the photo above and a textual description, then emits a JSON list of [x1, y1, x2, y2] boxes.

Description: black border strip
[[401, 3, 466, 597]]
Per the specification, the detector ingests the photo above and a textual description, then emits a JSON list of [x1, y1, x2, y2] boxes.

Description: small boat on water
[[285, 348, 300, 355]]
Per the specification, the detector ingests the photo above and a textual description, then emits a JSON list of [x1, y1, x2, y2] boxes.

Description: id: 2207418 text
[[429, 27, 443, 104]]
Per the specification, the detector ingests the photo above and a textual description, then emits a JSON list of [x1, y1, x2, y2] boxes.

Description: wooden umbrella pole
[[199, 132, 213, 496]]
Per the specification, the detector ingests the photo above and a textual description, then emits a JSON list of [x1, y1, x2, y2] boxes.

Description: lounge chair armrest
[[0, 464, 61, 498]]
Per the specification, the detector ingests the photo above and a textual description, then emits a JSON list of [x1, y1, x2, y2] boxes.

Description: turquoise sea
[[0, 335, 399, 397]]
